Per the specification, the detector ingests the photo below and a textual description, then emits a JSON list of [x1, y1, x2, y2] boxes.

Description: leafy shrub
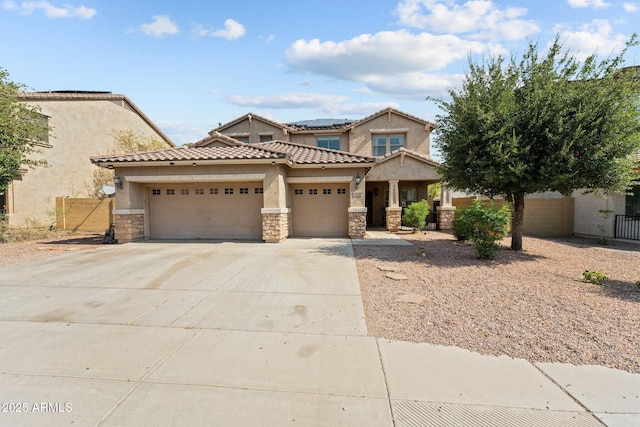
[[455, 200, 511, 259], [452, 210, 472, 241], [583, 270, 608, 285], [402, 200, 430, 230]]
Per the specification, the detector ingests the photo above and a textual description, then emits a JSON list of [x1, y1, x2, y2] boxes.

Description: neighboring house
[[573, 152, 640, 241], [2, 91, 174, 227], [90, 107, 446, 243], [448, 151, 640, 241]]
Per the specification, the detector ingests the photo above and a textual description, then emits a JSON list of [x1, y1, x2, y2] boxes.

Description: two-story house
[[90, 107, 446, 243], [2, 91, 174, 228]]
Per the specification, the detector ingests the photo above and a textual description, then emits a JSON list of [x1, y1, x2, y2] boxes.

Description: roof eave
[[92, 158, 289, 168]]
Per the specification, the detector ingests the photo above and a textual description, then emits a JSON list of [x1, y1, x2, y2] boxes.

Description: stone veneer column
[[436, 206, 456, 230], [348, 207, 367, 238], [386, 180, 402, 232], [437, 184, 456, 230], [113, 209, 145, 242], [261, 208, 291, 243], [386, 207, 403, 232]]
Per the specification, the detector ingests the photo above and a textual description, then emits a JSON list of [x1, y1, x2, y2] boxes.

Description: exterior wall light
[[113, 175, 123, 189], [355, 173, 362, 186]]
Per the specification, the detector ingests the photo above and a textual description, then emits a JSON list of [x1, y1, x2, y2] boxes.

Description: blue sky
[[1, 0, 639, 146]]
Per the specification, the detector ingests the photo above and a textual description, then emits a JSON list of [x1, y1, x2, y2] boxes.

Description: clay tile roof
[[192, 132, 244, 147], [213, 112, 296, 133], [256, 141, 375, 164], [378, 147, 440, 166], [90, 141, 375, 166], [285, 118, 355, 131], [345, 107, 436, 131], [90, 145, 286, 164]]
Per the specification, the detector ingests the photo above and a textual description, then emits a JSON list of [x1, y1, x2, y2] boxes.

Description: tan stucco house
[[573, 152, 640, 240], [90, 107, 449, 242], [2, 91, 174, 227]]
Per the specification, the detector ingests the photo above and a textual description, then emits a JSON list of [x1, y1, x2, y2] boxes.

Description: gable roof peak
[[214, 112, 296, 133], [346, 106, 436, 130]]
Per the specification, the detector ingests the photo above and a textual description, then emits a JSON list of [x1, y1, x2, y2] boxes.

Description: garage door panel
[[149, 183, 263, 240], [291, 185, 349, 237]]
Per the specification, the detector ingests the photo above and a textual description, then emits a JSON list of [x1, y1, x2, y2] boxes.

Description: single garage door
[[149, 183, 263, 240], [291, 184, 349, 237]]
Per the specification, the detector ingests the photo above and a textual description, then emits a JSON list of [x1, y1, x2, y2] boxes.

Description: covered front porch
[[363, 148, 455, 231]]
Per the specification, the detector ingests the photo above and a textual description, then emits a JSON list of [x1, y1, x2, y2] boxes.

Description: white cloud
[[286, 30, 487, 82], [259, 34, 276, 43], [191, 23, 210, 38], [395, 0, 540, 41], [191, 19, 245, 40], [567, 0, 611, 9], [155, 120, 208, 146], [229, 92, 398, 116], [140, 15, 179, 37], [228, 92, 349, 109], [365, 72, 464, 99], [322, 102, 402, 116], [212, 19, 245, 40], [555, 20, 629, 60], [2, 0, 96, 19], [623, 2, 638, 12]]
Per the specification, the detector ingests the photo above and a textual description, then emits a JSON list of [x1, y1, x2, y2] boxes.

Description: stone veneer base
[[386, 207, 402, 232], [114, 213, 145, 243], [262, 212, 290, 243], [436, 206, 456, 230]]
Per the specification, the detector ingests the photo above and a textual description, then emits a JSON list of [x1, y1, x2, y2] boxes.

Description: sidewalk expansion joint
[[375, 338, 397, 426]]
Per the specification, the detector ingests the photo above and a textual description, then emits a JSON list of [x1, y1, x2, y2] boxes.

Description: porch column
[[437, 183, 456, 230], [386, 180, 402, 232]]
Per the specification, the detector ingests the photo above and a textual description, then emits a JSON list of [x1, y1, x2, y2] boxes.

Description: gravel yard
[[354, 231, 640, 373], [0, 233, 104, 268]]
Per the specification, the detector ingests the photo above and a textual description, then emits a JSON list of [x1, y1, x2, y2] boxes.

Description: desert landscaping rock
[[385, 272, 408, 280], [396, 293, 426, 304], [355, 231, 640, 374]]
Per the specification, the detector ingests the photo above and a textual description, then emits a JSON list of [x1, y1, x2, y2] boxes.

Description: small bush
[[402, 200, 430, 230], [452, 210, 472, 241], [583, 270, 608, 285], [455, 200, 511, 259]]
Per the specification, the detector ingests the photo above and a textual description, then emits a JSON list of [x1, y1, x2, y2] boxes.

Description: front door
[[365, 191, 373, 226]]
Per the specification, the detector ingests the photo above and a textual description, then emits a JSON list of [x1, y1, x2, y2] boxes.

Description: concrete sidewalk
[[0, 239, 637, 426]]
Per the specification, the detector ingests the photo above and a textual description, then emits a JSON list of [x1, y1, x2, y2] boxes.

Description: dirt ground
[[0, 232, 105, 268], [354, 231, 640, 373]]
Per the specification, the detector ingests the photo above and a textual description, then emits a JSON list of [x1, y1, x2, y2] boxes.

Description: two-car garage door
[[149, 183, 263, 240]]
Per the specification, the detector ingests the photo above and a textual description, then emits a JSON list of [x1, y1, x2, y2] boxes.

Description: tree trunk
[[511, 193, 525, 251]]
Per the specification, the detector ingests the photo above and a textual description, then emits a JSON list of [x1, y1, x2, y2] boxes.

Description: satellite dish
[[99, 185, 116, 198]]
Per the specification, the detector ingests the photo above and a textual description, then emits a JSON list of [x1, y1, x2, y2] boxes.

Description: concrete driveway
[[0, 239, 636, 426]]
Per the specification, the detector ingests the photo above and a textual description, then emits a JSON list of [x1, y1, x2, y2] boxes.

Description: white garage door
[[149, 183, 263, 240], [291, 184, 349, 237]]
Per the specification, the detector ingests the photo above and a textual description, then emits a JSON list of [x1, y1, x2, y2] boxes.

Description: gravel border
[[354, 231, 640, 373], [0, 233, 104, 268]]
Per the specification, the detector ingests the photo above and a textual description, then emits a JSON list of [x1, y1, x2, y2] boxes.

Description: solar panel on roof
[[287, 119, 353, 128]]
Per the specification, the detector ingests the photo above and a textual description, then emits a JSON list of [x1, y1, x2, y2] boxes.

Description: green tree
[[433, 36, 640, 251], [89, 129, 168, 197], [0, 68, 50, 195]]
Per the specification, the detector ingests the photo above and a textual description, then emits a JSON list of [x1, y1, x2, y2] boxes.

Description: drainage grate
[[392, 400, 604, 427]]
